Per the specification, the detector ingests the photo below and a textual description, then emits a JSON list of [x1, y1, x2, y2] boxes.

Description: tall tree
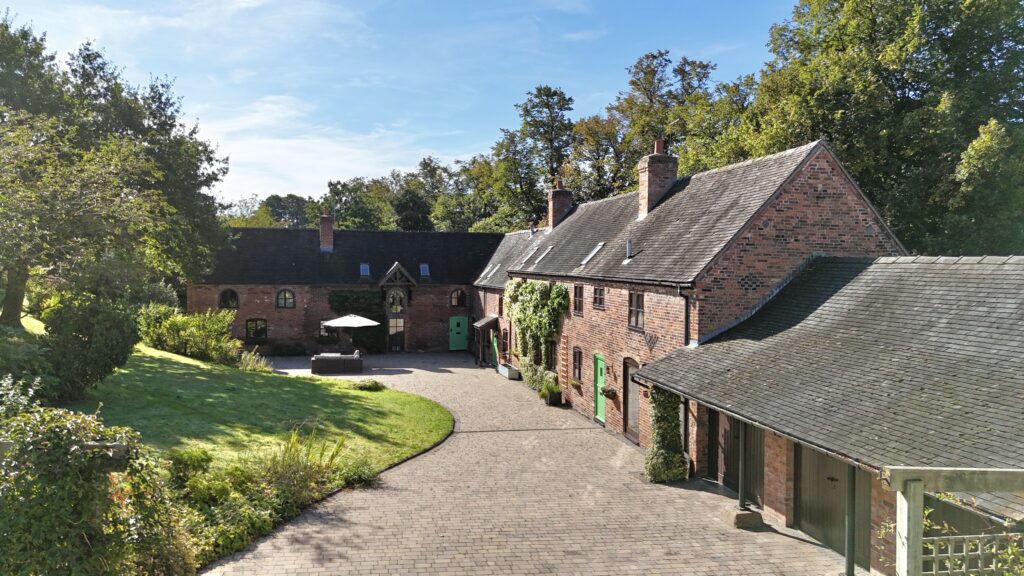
[[392, 182, 434, 231], [324, 177, 397, 231], [515, 85, 575, 180], [564, 112, 632, 201], [742, 0, 1024, 254], [263, 194, 312, 228], [0, 108, 162, 326]]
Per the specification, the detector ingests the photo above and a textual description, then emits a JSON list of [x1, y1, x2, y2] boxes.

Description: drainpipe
[[845, 465, 856, 575], [737, 421, 747, 511]]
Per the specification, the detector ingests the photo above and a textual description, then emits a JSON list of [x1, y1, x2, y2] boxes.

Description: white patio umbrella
[[322, 314, 380, 328]]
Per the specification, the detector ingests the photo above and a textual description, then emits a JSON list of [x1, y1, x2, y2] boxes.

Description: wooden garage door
[[796, 446, 871, 568], [720, 415, 764, 508]]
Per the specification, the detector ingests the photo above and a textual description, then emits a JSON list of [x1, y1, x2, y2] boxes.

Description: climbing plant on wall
[[644, 386, 688, 483], [328, 291, 387, 354], [504, 279, 569, 369]]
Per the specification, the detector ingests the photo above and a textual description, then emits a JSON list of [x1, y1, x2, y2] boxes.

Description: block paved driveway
[[204, 353, 857, 575]]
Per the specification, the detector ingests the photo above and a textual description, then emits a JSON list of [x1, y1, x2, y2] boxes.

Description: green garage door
[[797, 445, 871, 569]]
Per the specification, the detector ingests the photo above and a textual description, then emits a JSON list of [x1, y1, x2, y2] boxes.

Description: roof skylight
[[534, 246, 553, 264], [580, 242, 605, 266]]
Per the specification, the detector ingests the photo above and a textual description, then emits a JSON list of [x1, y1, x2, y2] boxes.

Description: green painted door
[[594, 354, 606, 423], [449, 316, 468, 351], [491, 332, 499, 365]]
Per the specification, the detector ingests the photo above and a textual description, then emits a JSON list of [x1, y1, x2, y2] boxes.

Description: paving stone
[[204, 354, 861, 575]]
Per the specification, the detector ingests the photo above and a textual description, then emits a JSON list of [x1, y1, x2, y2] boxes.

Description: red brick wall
[[554, 280, 688, 447], [187, 282, 473, 353], [763, 431, 796, 527], [693, 147, 903, 340], [472, 287, 515, 365], [871, 478, 897, 575]]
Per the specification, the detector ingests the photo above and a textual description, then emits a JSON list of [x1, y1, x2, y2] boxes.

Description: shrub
[[351, 378, 386, 391], [0, 374, 39, 419], [0, 407, 195, 575], [137, 303, 179, 348], [238, 348, 272, 373], [520, 360, 545, 390], [0, 326, 56, 399], [174, 430, 352, 565], [141, 307, 241, 366], [644, 387, 689, 483], [42, 295, 139, 400], [167, 447, 214, 487]]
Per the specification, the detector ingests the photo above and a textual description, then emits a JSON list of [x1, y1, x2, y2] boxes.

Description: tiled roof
[[506, 141, 824, 285], [474, 229, 544, 289], [202, 228, 504, 285], [635, 256, 1024, 518]]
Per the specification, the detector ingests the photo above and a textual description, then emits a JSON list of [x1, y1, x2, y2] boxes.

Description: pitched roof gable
[[507, 141, 824, 285]]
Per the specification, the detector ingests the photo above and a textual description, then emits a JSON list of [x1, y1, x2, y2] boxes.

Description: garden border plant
[[644, 386, 689, 483]]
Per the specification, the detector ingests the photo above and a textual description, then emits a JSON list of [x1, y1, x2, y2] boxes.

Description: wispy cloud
[[699, 42, 746, 57], [561, 28, 606, 41], [197, 95, 467, 201]]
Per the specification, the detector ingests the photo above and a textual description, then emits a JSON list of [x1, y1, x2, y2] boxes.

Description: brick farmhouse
[[190, 140, 1023, 574]]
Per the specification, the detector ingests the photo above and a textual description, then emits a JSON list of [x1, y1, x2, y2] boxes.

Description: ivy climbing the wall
[[504, 279, 569, 369], [328, 291, 387, 354], [644, 386, 689, 483]]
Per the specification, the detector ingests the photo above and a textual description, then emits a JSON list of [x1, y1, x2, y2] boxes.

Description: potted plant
[[600, 385, 617, 400], [539, 380, 562, 406]]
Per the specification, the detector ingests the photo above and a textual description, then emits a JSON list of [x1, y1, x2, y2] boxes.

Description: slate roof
[[202, 228, 504, 285], [474, 229, 544, 289], [505, 140, 826, 285], [634, 256, 1024, 519]]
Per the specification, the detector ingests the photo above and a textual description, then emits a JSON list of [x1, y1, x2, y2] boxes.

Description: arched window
[[387, 288, 406, 314], [276, 289, 295, 309], [219, 289, 239, 309], [450, 289, 467, 307]]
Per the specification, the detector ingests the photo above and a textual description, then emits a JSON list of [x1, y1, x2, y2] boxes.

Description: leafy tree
[[430, 156, 498, 231], [263, 194, 313, 228], [485, 129, 545, 230], [740, 0, 1024, 254], [324, 177, 397, 230], [0, 108, 162, 326], [564, 112, 633, 201], [393, 184, 435, 231], [516, 85, 575, 180]]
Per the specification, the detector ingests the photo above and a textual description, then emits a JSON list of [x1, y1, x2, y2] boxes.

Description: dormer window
[[359, 263, 370, 278], [419, 263, 430, 278]]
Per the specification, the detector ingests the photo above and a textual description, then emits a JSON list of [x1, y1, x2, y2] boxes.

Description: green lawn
[[62, 344, 453, 469]]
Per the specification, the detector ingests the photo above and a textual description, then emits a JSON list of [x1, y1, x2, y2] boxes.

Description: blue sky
[[7, 0, 795, 202]]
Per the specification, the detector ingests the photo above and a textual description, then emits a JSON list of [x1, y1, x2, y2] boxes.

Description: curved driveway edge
[[204, 353, 859, 575]]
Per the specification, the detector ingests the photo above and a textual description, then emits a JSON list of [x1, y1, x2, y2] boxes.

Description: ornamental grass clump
[[644, 386, 689, 483]]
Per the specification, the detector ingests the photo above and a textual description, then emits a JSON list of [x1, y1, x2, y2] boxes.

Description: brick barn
[[190, 140, 1022, 574]]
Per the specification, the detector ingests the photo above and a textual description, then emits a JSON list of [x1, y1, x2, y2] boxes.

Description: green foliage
[[167, 447, 214, 488], [516, 84, 575, 180], [41, 295, 139, 400], [538, 377, 561, 400], [644, 387, 688, 483], [327, 291, 387, 354], [0, 407, 195, 575], [520, 360, 545, 390], [0, 326, 55, 396], [324, 177, 397, 231], [0, 374, 39, 418], [504, 280, 569, 367], [393, 184, 435, 231], [138, 305, 241, 365], [238, 348, 272, 373], [174, 430, 368, 565], [351, 378, 386, 391]]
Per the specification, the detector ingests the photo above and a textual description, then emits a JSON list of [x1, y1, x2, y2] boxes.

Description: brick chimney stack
[[547, 177, 573, 229], [637, 139, 677, 220], [320, 208, 334, 253]]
